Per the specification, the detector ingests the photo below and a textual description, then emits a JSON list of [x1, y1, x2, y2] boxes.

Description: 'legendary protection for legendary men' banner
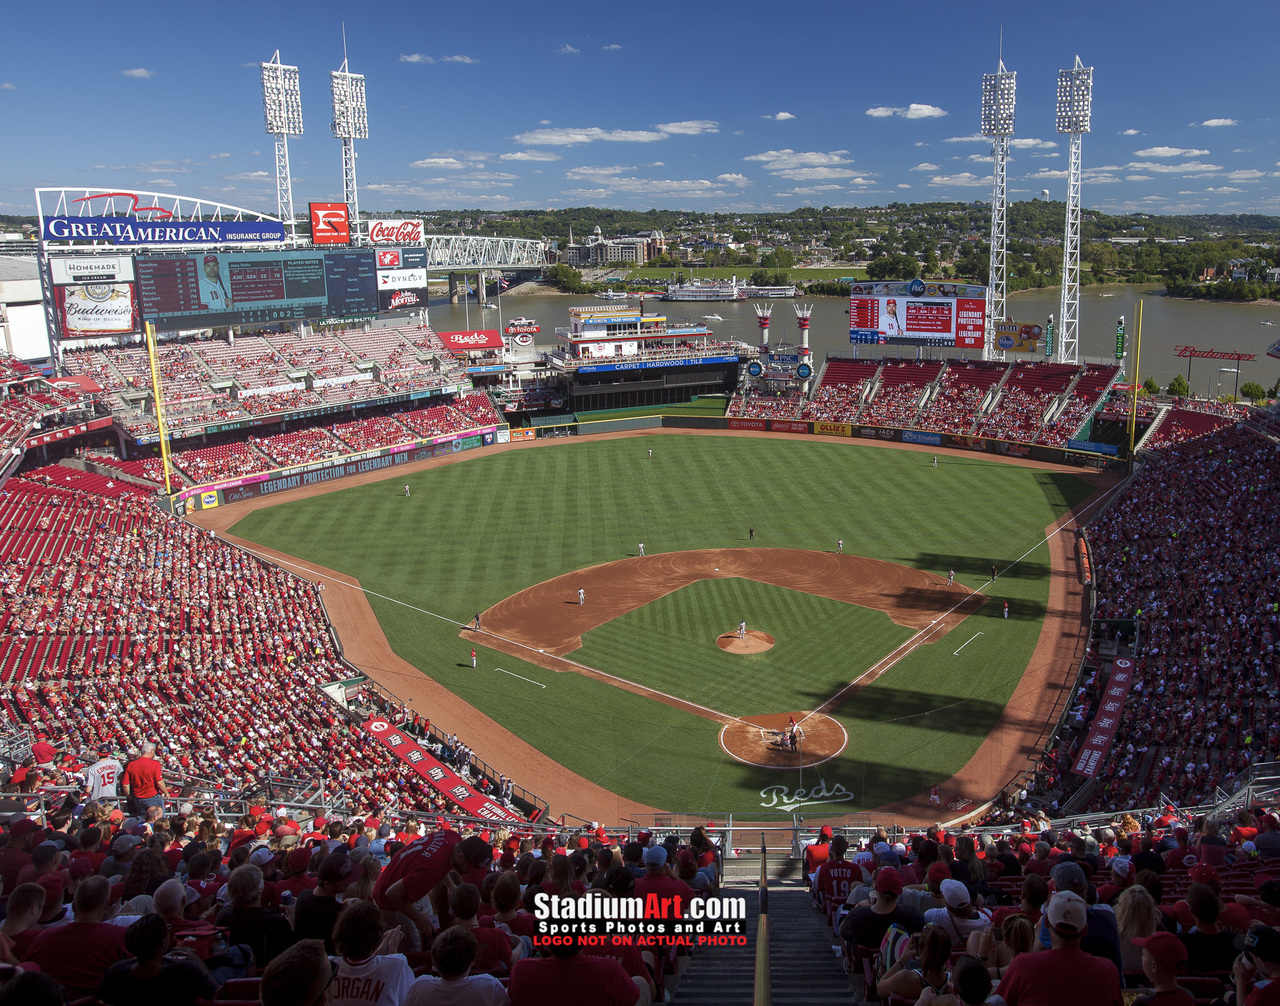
[[362, 717, 522, 822], [1071, 657, 1135, 777]]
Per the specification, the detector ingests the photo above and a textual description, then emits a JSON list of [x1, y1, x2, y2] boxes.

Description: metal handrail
[[754, 833, 771, 1006]]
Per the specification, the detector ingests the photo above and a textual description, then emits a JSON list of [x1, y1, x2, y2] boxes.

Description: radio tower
[[754, 303, 772, 350], [1056, 55, 1093, 365], [795, 304, 813, 393], [260, 51, 303, 239], [330, 28, 369, 240], [981, 55, 1016, 361]]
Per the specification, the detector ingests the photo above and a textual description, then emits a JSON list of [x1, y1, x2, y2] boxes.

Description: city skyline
[[2, 0, 1277, 219]]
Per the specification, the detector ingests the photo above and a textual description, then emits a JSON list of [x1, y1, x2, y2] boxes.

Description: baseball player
[[471, 648, 477, 668], [947, 569, 955, 586], [638, 542, 645, 557], [1003, 600, 1009, 619], [473, 612, 481, 631], [648, 448, 652, 459], [738, 620, 746, 640], [404, 484, 411, 498], [748, 527, 755, 541], [578, 588, 585, 605], [836, 539, 843, 554], [932, 455, 937, 468]]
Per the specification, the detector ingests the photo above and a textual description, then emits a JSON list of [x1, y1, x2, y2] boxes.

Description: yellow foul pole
[[1127, 299, 1143, 473], [143, 322, 174, 495]]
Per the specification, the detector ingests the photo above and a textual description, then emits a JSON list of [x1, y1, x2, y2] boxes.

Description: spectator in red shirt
[[997, 891, 1123, 1006], [31, 733, 57, 770], [25, 875, 130, 998], [0, 818, 39, 892], [509, 938, 640, 1006], [122, 743, 169, 815], [372, 831, 492, 950], [451, 882, 518, 975]]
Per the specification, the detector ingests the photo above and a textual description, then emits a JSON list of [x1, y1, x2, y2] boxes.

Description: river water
[[419, 286, 1280, 394]]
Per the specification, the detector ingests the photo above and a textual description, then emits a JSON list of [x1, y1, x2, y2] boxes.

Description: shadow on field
[[1035, 471, 1095, 513], [914, 553, 1049, 581], [728, 758, 944, 815], [785, 684, 1006, 736], [981, 597, 1045, 621]]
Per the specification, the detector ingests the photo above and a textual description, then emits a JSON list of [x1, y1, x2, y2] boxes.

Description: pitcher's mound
[[720, 712, 847, 768], [717, 630, 774, 654]]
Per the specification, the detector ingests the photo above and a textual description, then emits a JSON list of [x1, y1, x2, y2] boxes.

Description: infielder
[[638, 543, 645, 556], [947, 570, 955, 586], [738, 620, 746, 640], [471, 648, 477, 668], [836, 539, 843, 554], [578, 588, 585, 605]]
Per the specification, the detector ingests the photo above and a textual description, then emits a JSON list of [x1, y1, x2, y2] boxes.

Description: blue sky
[[2, 1, 1277, 218]]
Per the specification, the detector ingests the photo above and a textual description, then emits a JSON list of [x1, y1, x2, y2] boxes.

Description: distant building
[[562, 226, 666, 266]]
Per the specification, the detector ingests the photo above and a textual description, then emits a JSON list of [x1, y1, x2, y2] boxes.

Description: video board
[[849, 279, 987, 349], [135, 250, 378, 331]]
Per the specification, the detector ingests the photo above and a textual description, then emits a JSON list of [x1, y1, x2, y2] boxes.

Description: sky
[[2, 1, 1278, 220]]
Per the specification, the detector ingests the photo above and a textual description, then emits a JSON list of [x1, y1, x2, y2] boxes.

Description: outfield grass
[[230, 435, 1094, 814]]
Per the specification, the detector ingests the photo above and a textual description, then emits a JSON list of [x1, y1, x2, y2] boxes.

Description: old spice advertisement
[[55, 283, 139, 336]]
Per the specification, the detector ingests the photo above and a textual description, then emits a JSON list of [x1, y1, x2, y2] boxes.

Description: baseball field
[[220, 432, 1101, 820]]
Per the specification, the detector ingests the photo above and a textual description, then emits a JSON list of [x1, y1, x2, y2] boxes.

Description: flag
[[465, 281, 474, 295], [499, 276, 510, 290]]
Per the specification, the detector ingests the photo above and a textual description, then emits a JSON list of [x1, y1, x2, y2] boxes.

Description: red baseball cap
[[875, 867, 903, 895]]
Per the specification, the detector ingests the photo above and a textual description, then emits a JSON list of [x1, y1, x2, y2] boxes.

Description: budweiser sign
[[369, 219, 424, 244]]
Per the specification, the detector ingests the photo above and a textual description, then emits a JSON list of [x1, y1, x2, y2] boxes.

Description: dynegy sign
[[43, 217, 286, 245]]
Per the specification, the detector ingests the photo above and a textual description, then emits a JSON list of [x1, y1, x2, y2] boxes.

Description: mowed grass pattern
[[576, 578, 914, 717], [231, 435, 1095, 813]]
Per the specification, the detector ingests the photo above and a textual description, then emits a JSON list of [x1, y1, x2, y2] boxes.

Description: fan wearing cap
[[997, 891, 1123, 1006], [372, 829, 493, 950], [1253, 814, 1280, 858], [294, 852, 360, 954], [1232, 923, 1280, 1006], [633, 845, 696, 927], [1168, 865, 1252, 933], [924, 879, 992, 947], [839, 866, 925, 951], [1126, 931, 1193, 1006], [1034, 861, 1123, 978], [815, 836, 860, 908], [0, 816, 40, 891], [804, 825, 834, 890]]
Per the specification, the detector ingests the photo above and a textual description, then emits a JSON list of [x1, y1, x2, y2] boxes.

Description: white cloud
[[716, 173, 750, 186], [770, 112, 796, 121], [149, 178, 176, 186], [968, 153, 994, 163], [911, 162, 940, 171], [942, 133, 987, 144], [1135, 146, 1210, 157], [790, 184, 845, 195], [744, 149, 853, 173], [866, 104, 947, 119], [410, 156, 484, 170], [1197, 118, 1237, 127], [928, 172, 989, 187], [226, 170, 270, 180], [1125, 175, 1153, 181], [1207, 186, 1244, 193], [0, 83, 14, 90], [556, 44, 580, 55], [1032, 152, 1060, 159], [514, 126, 667, 145], [121, 68, 154, 79], [654, 119, 719, 135], [1225, 169, 1266, 181], [499, 150, 562, 162], [774, 167, 862, 181], [209, 152, 231, 159], [565, 165, 631, 179], [1120, 128, 1142, 136], [1125, 160, 1222, 174], [400, 53, 433, 63], [898, 183, 912, 188], [602, 43, 622, 51], [442, 55, 479, 64], [1024, 168, 1068, 180], [1009, 138, 1057, 150], [94, 159, 192, 173]]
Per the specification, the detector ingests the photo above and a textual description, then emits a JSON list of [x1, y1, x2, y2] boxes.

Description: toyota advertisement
[[849, 279, 986, 350]]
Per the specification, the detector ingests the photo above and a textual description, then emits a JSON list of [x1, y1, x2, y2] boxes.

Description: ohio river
[[415, 287, 1279, 393]]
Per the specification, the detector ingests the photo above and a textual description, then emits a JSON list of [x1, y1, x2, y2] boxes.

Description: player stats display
[[849, 279, 986, 350], [135, 250, 378, 330]]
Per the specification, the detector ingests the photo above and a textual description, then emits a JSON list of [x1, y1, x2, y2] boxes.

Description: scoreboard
[[135, 250, 379, 331], [849, 279, 987, 350]]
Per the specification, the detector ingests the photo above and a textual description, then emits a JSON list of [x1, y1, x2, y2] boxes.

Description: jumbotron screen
[[849, 279, 987, 349], [135, 250, 379, 331]]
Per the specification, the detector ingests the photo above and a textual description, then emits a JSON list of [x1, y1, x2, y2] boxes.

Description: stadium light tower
[[330, 37, 369, 241], [1056, 55, 1093, 366], [260, 51, 303, 239], [981, 59, 1016, 361]]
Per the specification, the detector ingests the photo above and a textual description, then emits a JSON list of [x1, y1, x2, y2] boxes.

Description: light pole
[[260, 52, 303, 240], [982, 59, 1016, 362], [1056, 56, 1093, 366], [331, 35, 369, 242]]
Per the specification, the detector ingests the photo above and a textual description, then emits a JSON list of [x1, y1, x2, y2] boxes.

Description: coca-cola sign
[[56, 283, 138, 336], [369, 219, 424, 244]]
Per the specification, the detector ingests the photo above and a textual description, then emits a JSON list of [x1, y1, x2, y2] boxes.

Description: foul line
[[953, 632, 984, 656], [495, 667, 546, 689], [798, 475, 1129, 730], [220, 536, 751, 729]]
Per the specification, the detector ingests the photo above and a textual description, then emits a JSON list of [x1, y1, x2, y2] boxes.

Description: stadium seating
[[727, 388, 803, 419], [916, 360, 1009, 434], [859, 360, 944, 428]]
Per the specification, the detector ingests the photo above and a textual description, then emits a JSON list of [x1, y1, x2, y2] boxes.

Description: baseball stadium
[[0, 129, 1277, 1006]]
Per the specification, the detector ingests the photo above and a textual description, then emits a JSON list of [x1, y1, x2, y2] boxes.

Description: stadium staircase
[[672, 855, 853, 1004]]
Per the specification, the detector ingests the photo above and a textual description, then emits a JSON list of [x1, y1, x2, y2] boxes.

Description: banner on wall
[[362, 718, 521, 822], [54, 283, 139, 336], [1072, 658, 1135, 777]]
